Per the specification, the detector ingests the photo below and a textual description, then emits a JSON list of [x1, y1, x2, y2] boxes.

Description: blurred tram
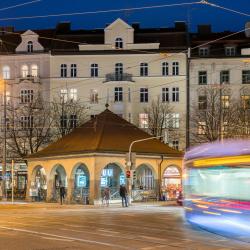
[[183, 140, 250, 240]]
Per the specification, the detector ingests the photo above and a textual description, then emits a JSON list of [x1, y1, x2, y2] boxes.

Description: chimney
[[198, 25, 212, 35], [175, 21, 186, 32], [132, 23, 140, 30], [56, 22, 71, 33]]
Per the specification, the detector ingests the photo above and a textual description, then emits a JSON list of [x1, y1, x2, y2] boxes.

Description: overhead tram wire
[[0, 1, 203, 22], [0, 0, 41, 12]]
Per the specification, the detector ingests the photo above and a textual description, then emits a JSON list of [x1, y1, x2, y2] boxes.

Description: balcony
[[16, 75, 40, 84], [103, 73, 134, 83]]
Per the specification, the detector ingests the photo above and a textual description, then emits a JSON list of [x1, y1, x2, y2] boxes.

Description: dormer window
[[225, 46, 236, 56], [27, 41, 33, 53], [115, 38, 123, 49], [199, 47, 209, 56]]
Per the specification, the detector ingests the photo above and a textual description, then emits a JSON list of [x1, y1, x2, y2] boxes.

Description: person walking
[[104, 187, 110, 207], [119, 185, 128, 207], [59, 183, 65, 205]]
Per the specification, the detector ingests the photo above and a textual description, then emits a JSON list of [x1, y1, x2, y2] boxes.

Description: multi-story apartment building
[[189, 25, 250, 145]]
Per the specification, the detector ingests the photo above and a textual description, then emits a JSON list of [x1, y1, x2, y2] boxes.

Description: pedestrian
[[104, 187, 110, 207], [59, 182, 65, 205], [119, 185, 128, 207]]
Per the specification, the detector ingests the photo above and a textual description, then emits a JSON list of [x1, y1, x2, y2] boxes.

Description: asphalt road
[[0, 203, 248, 250]]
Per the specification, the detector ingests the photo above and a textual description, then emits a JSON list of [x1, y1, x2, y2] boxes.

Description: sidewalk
[[0, 200, 178, 209]]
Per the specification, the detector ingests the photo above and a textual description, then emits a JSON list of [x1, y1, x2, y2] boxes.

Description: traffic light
[[126, 170, 131, 178], [133, 170, 136, 179]]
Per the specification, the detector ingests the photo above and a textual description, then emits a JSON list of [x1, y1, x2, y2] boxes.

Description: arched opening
[[50, 164, 67, 202], [100, 163, 125, 200], [30, 166, 47, 201], [27, 41, 33, 53], [162, 166, 181, 200], [72, 164, 90, 204], [115, 37, 123, 49]]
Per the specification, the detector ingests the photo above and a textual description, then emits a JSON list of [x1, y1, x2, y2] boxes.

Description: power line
[[0, 1, 202, 21], [0, 0, 41, 12]]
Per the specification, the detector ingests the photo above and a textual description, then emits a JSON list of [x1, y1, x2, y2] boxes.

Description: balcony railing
[[104, 73, 134, 82], [16, 75, 40, 84]]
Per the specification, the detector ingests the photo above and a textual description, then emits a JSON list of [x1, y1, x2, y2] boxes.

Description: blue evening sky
[[0, 0, 249, 32]]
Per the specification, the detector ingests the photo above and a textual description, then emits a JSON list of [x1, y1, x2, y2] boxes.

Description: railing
[[16, 75, 40, 84], [104, 73, 134, 82]]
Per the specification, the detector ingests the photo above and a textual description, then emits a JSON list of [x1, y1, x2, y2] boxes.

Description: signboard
[[77, 175, 87, 187], [101, 177, 107, 187], [163, 167, 180, 178]]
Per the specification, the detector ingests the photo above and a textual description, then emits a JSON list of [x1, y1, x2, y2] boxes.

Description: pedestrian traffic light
[[126, 170, 131, 178]]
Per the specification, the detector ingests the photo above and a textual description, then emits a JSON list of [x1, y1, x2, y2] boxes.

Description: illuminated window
[[21, 65, 29, 78], [60, 89, 68, 102], [162, 62, 169, 76], [139, 113, 148, 128], [2, 66, 10, 79], [172, 113, 180, 129], [241, 95, 250, 109], [140, 63, 148, 76], [221, 95, 230, 109], [90, 89, 98, 104], [31, 64, 38, 77], [198, 121, 206, 135], [70, 88, 77, 101]]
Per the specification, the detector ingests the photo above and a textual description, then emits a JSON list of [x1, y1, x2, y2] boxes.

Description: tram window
[[185, 166, 250, 201]]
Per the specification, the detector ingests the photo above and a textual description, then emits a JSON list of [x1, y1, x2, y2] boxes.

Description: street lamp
[[126, 135, 163, 204]]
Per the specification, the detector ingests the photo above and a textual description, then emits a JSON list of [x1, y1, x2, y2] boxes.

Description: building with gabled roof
[[27, 108, 183, 204]]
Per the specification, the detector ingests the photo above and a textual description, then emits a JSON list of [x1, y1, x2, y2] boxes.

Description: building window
[[199, 47, 209, 56], [21, 65, 29, 78], [70, 88, 77, 101], [140, 88, 148, 103], [242, 70, 250, 84], [172, 62, 179, 76], [128, 113, 132, 123], [139, 113, 148, 128], [2, 66, 10, 79], [90, 89, 98, 104], [171, 140, 179, 150], [162, 62, 169, 76], [27, 41, 33, 53], [91, 64, 98, 77], [114, 87, 123, 102], [115, 63, 123, 80], [198, 71, 207, 85], [198, 96, 207, 110], [71, 64, 77, 77], [115, 38, 123, 49], [172, 113, 180, 129], [6, 91, 10, 105], [20, 116, 33, 129], [31, 64, 38, 77], [221, 95, 230, 109], [60, 64, 67, 78], [20, 90, 34, 103], [69, 114, 77, 128], [241, 95, 250, 109], [220, 70, 230, 84], [60, 115, 67, 129], [128, 87, 131, 102], [225, 47, 236, 56], [140, 63, 148, 76], [162, 88, 169, 102], [172, 87, 179, 102], [60, 89, 68, 102], [198, 121, 206, 135]]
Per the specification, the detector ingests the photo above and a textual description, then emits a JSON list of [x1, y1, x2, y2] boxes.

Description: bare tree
[[5, 92, 52, 158], [51, 94, 88, 139], [190, 85, 248, 144], [143, 96, 183, 145]]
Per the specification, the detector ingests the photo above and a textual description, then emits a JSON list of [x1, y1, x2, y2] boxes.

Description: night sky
[[0, 0, 249, 32]]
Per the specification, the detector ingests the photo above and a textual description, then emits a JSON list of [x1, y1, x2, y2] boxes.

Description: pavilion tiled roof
[[28, 109, 183, 159]]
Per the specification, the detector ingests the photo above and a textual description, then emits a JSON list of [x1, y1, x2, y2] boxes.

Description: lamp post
[[126, 136, 163, 204]]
